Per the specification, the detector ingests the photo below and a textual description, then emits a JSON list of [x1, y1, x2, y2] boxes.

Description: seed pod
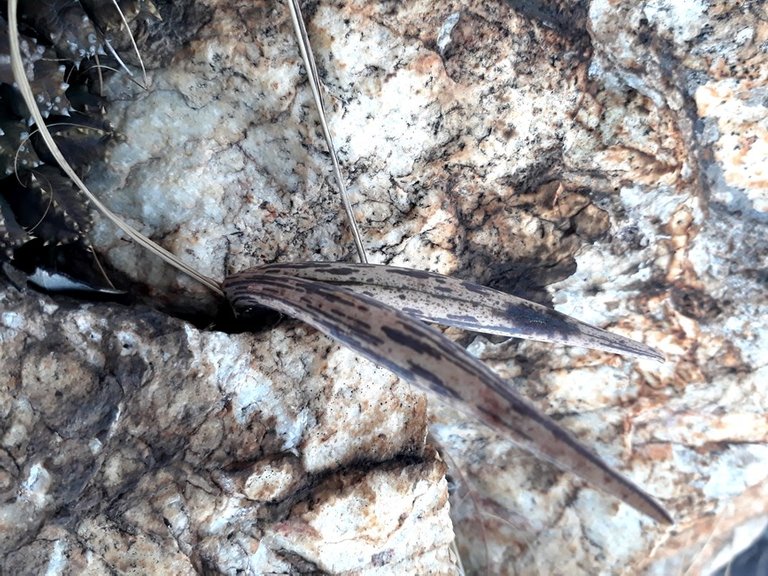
[[254, 261, 664, 360], [224, 269, 673, 525]]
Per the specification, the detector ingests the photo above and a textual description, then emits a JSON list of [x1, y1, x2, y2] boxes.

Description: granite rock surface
[[2, 0, 767, 574], [0, 280, 455, 574]]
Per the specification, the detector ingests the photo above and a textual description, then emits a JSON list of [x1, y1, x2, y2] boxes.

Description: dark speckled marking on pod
[[408, 363, 460, 399], [385, 268, 434, 279], [460, 280, 488, 295], [313, 289, 346, 305], [381, 325, 443, 360], [315, 266, 358, 275], [505, 303, 587, 338]]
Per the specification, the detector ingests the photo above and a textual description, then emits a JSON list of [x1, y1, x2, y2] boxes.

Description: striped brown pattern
[[253, 262, 663, 361], [223, 268, 673, 524]]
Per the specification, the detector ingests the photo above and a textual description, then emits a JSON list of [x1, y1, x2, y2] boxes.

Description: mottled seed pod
[[223, 269, 673, 525]]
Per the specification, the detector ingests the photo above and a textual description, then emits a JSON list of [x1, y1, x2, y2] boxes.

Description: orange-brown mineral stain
[[696, 80, 768, 196], [665, 203, 699, 287]]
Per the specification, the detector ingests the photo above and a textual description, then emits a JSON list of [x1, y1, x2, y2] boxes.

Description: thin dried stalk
[[108, 0, 149, 88], [287, 0, 368, 263]]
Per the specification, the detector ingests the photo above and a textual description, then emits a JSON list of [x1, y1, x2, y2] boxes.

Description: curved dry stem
[[109, 0, 149, 89], [93, 51, 105, 96], [103, 37, 132, 79], [88, 243, 118, 290], [7, 0, 223, 296], [287, 0, 368, 263], [76, 61, 149, 92]]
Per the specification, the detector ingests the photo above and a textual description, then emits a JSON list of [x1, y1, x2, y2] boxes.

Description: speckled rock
[[4, 0, 767, 574], [0, 279, 455, 574]]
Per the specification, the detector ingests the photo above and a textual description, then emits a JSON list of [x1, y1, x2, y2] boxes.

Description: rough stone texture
[[0, 279, 456, 574], [3, 0, 767, 574]]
